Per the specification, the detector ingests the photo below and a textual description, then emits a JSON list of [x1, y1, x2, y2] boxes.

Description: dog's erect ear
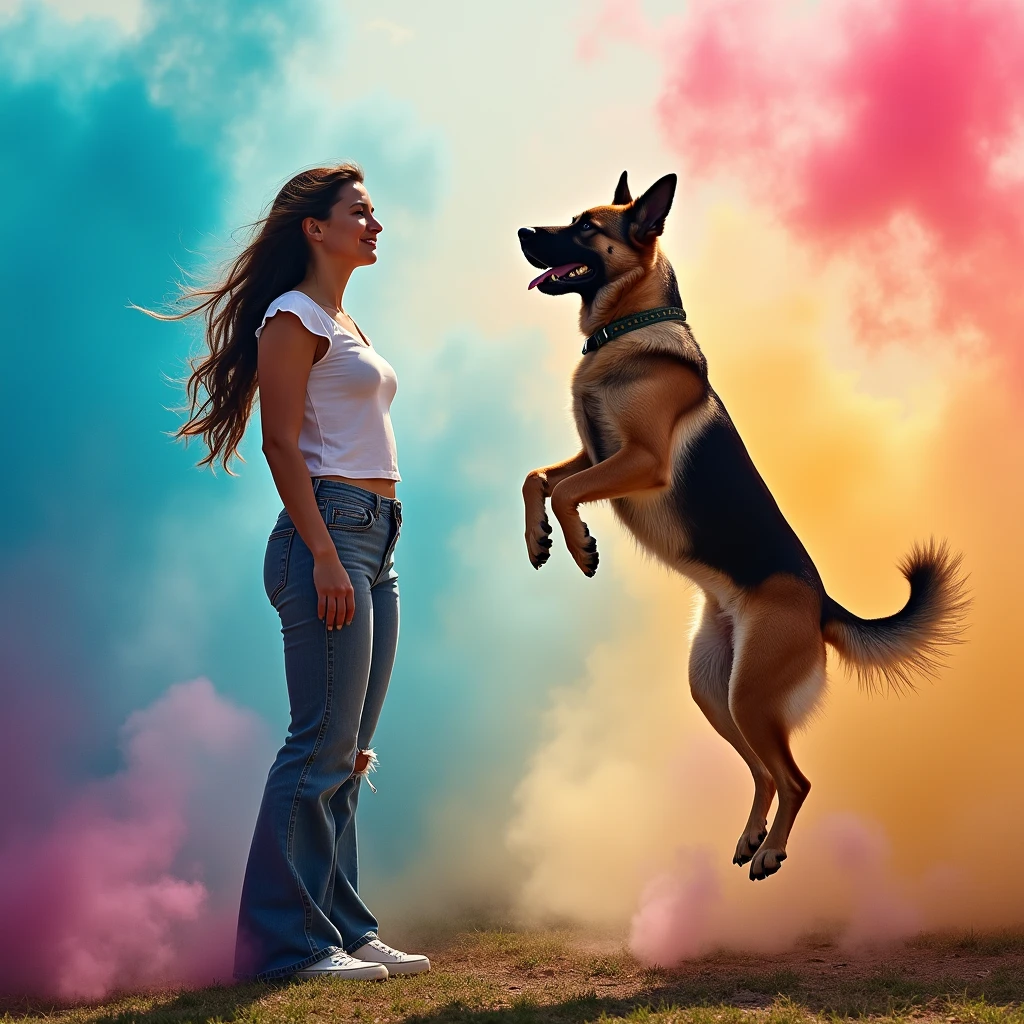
[[631, 173, 677, 243], [612, 170, 632, 206]]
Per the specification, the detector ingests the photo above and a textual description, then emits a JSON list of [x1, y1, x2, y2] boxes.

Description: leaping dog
[[519, 171, 969, 881]]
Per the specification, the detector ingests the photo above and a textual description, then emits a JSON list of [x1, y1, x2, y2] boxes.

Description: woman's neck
[[299, 262, 355, 313]]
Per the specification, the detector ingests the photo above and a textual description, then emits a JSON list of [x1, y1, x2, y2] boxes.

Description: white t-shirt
[[256, 290, 400, 481]]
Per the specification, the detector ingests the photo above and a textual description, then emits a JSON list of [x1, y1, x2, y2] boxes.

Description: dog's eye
[[579, 220, 593, 232]]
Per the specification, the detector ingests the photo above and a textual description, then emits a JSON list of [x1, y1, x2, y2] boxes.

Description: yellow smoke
[[506, 202, 1024, 951]]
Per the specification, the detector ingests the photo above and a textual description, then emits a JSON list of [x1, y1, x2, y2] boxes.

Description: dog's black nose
[[518, 227, 536, 239]]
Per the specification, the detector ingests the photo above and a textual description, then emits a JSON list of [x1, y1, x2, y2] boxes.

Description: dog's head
[[518, 171, 677, 303]]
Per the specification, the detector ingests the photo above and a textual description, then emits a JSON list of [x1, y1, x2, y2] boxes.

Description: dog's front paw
[[568, 522, 599, 577], [526, 515, 553, 569]]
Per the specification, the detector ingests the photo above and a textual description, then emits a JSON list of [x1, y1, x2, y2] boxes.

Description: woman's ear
[[302, 216, 324, 242], [631, 173, 677, 243]]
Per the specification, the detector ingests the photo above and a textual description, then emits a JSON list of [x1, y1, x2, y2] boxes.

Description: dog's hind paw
[[732, 827, 767, 867], [749, 846, 787, 881]]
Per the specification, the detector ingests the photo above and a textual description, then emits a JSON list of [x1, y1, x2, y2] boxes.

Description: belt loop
[[312, 477, 322, 496]]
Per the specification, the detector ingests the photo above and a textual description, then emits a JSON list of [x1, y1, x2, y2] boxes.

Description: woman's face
[[305, 180, 382, 267]]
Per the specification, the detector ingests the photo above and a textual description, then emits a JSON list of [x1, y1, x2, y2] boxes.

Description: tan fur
[[522, 223, 823, 879], [523, 182, 967, 879]]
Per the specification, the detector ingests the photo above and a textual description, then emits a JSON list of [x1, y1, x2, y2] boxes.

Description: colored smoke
[[508, 167, 1024, 958], [651, 0, 1024, 360], [0, 679, 272, 1000], [504, 0, 1024, 963], [5, 0, 1024, 997], [628, 815, 929, 967]]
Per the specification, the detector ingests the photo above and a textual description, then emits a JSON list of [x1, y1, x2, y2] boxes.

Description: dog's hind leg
[[728, 577, 824, 881], [688, 593, 776, 867]]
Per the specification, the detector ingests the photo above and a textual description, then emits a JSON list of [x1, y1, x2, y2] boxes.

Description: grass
[[2, 929, 1023, 1024]]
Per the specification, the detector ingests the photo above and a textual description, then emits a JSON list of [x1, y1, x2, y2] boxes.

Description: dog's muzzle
[[518, 226, 548, 269]]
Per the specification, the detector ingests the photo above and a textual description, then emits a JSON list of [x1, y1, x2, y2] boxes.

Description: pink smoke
[[594, 0, 1024, 361], [575, 0, 657, 63], [0, 678, 272, 1001], [816, 814, 922, 947], [628, 813, 936, 966], [630, 848, 721, 965]]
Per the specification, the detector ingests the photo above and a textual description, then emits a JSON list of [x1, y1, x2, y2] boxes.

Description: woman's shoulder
[[256, 290, 335, 341]]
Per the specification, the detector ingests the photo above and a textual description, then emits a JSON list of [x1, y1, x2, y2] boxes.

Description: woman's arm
[[258, 311, 355, 630]]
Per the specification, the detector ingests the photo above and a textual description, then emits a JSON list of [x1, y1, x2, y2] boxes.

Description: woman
[[158, 164, 429, 982]]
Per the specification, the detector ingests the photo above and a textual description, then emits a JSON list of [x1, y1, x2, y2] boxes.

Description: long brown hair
[[145, 163, 364, 472]]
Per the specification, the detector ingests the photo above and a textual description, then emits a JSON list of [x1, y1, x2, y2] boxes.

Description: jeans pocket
[[326, 500, 375, 532], [264, 528, 295, 604]]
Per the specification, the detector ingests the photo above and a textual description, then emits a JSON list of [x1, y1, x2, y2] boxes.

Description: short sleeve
[[255, 291, 334, 342]]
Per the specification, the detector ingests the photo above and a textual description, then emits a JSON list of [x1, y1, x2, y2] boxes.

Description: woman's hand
[[314, 550, 355, 630]]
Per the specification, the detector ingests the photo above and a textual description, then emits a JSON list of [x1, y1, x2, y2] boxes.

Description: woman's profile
[[148, 163, 428, 982]]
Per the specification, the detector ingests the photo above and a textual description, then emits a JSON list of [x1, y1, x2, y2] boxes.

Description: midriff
[[319, 475, 397, 499]]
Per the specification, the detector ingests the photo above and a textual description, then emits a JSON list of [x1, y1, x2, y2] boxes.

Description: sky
[[0, 0, 1023, 1000]]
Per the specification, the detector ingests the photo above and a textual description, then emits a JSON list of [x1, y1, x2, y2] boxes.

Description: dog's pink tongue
[[528, 263, 582, 290]]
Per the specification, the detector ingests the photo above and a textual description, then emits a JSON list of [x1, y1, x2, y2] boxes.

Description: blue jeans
[[233, 479, 402, 981]]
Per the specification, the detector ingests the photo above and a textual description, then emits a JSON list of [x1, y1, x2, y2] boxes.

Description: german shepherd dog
[[518, 171, 969, 881]]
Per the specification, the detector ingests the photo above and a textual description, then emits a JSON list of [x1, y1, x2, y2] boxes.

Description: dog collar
[[582, 306, 688, 355]]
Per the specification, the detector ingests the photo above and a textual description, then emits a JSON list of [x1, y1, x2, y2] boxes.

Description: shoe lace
[[329, 951, 355, 966], [370, 939, 402, 958]]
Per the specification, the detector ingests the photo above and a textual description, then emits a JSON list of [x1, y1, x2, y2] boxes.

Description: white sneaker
[[293, 950, 389, 981], [350, 938, 431, 976]]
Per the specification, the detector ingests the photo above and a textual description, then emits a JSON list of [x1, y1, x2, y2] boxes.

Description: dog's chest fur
[[569, 321, 819, 593], [572, 380, 717, 567], [570, 323, 714, 568]]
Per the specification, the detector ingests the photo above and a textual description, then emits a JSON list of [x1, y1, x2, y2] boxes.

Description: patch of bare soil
[[427, 928, 1024, 1017]]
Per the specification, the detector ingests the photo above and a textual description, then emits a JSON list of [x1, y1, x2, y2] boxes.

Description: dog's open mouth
[[528, 263, 593, 290]]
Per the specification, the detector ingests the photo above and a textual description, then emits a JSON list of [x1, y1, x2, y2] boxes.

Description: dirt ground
[[3, 928, 1023, 1024], [429, 927, 1024, 1017]]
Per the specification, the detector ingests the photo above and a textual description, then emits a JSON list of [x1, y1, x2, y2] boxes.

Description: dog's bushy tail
[[822, 539, 970, 694]]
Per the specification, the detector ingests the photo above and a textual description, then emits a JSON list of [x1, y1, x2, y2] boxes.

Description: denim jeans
[[233, 479, 402, 981]]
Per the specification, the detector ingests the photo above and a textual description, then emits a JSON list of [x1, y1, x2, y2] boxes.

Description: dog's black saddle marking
[[582, 306, 688, 355], [673, 405, 821, 590]]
